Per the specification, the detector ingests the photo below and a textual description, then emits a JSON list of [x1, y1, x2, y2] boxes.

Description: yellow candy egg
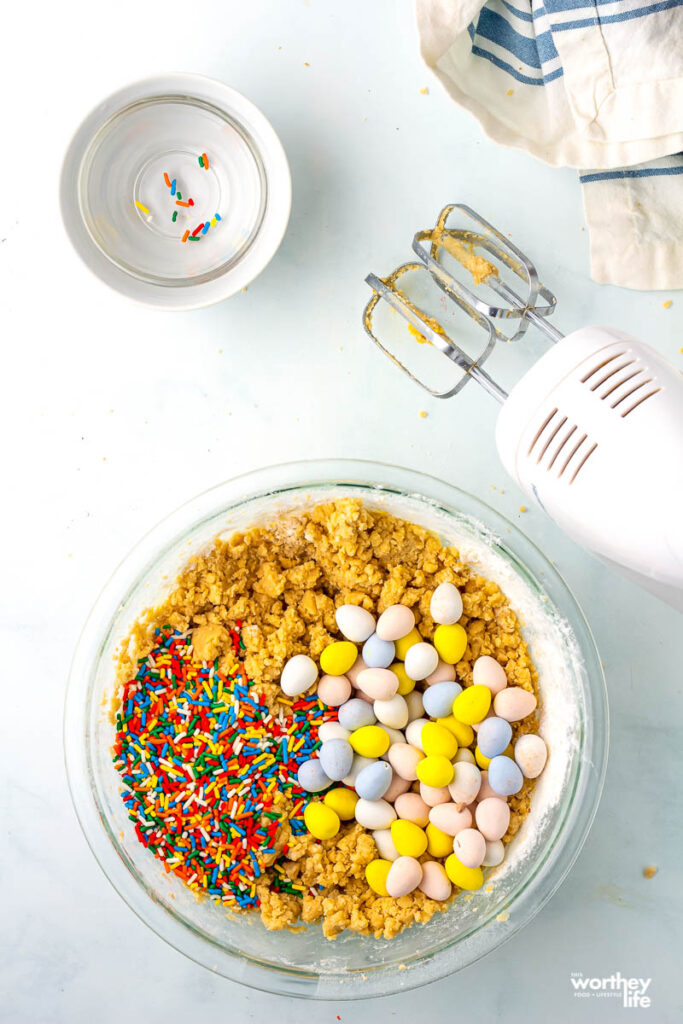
[[320, 640, 358, 676], [416, 754, 454, 788], [365, 858, 392, 896], [426, 822, 454, 858], [433, 623, 468, 665], [452, 685, 492, 725], [445, 854, 484, 891], [324, 787, 359, 821], [304, 801, 340, 841], [389, 661, 415, 696], [391, 819, 428, 858], [475, 746, 491, 770], [436, 716, 475, 748], [349, 725, 391, 758], [421, 722, 458, 760], [394, 627, 422, 661]]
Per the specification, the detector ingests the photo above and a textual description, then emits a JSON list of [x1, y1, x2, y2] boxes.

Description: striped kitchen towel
[[416, 0, 683, 289]]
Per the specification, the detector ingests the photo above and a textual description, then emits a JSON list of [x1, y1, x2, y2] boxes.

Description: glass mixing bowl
[[64, 459, 608, 999]]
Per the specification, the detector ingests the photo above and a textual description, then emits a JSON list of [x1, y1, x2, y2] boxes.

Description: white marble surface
[[1, 1, 681, 1021]]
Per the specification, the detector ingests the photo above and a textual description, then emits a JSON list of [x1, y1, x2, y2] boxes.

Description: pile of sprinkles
[[113, 626, 336, 909]]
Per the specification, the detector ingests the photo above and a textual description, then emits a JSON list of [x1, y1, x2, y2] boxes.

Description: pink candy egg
[[317, 674, 352, 707], [448, 762, 481, 805], [405, 691, 424, 721], [346, 656, 368, 686], [476, 771, 501, 802], [428, 802, 472, 836], [475, 797, 510, 841], [383, 771, 412, 803], [387, 742, 424, 781], [394, 792, 430, 827], [494, 687, 537, 722], [472, 655, 508, 695], [386, 855, 423, 897], [376, 604, 416, 642], [514, 734, 548, 778], [419, 782, 451, 807], [453, 828, 487, 868], [424, 659, 457, 686], [418, 860, 452, 901], [357, 667, 399, 701]]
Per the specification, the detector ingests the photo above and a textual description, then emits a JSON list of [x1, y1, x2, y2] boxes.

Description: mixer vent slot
[[581, 349, 661, 416], [529, 410, 597, 483]]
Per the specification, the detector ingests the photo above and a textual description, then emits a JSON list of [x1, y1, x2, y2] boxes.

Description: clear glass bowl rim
[[64, 458, 608, 999]]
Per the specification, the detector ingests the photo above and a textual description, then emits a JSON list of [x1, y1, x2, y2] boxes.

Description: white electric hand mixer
[[364, 204, 683, 611]]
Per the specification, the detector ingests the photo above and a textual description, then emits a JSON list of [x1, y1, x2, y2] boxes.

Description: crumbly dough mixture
[[117, 499, 539, 940]]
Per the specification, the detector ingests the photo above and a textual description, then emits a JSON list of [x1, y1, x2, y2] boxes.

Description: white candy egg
[[405, 718, 429, 751], [376, 604, 416, 642], [404, 642, 439, 681], [453, 828, 487, 868], [448, 762, 482, 805], [280, 654, 318, 696], [318, 720, 351, 743], [386, 856, 423, 897], [430, 582, 463, 625], [514, 734, 548, 778], [354, 797, 397, 830], [343, 754, 375, 787], [482, 838, 505, 867], [372, 828, 399, 861], [335, 604, 376, 643], [454, 748, 476, 764], [374, 694, 409, 730], [357, 667, 399, 701]]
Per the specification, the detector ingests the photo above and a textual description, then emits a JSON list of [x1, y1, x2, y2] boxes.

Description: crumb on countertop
[[663, 300, 672, 309], [643, 866, 658, 879], [419, 87, 429, 95]]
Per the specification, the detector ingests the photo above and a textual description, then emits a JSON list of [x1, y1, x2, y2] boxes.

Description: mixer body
[[496, 327, 683, 610]]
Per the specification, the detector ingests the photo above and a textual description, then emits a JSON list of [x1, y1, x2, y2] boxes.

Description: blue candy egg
[[477, 716, 512, 759], [297, 758, 332, 793], [362, 632, 395, 669], [355, 760, 392, 801], [422, 680, 463, 719], [338, 698, 376, 731], [488, 754, 524, 796], [318, 738, 354, 782]]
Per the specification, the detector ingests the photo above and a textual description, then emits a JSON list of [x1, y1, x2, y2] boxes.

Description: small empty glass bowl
[[64, 460, 608, 998], [60, 74, 291, 308]]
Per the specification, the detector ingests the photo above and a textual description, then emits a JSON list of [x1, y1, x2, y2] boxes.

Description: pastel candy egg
[[362, 633, 395, 669], [357, 668, 399, 701], [425, 659, 457, 686], [365, 858, 392, 896], [421, 721, 458, 760], [349, 725, 390, 758], [514, 734, 548, 778], [419, 860, 452, 901], [455, 748, 476, 764], [452, 685, 492, 725], [452, 828, 486, 869], [323, 787, 359, 820], [477, 771, 501, 802], [338, 698, 376, 731], [475, 797, 510, 841], [416, 754, 454, 788], [376, 604, 416, 642], [405, 690, 424, 722], [494, 687, 537, 722], [419, 782, 451, 807], [383, 771, 412, 803], [320, 640, 357, 677], [394, 792, 430, 827], [304, 801, 340, 840], [317, 674, 352, 707], [297, 758, 331, 793], [346, 655, 368, 686], [355, 760, 393, 801], [405, 718, 429, 751], [426, 822, 454, 857], [482, 838, 505, 867], [430, 582, 463, 625], [423, 681, 463, 719], [387, 742, 424, 781], [373, 694, 409, 730], [444, 854, 484, 891], [391, 819, 428, 857], [335, 604, 376, 643], [281, 654, 318, 697], [343, 754, 375, 787], [473, 655, 508, 695], [372, 828, 399, 861], [433, 623, 468, 665], [429, 802, 473, 836], [394, 626, 422, 661], [404, 642, 439, 681], [388, 661, 415, 696], [355, 797, 397, 830], [477, 716, 513, 758], [379, 725, 406, 748], [318, 738, 354, 782], [448, 762, 482, 805], [488, 755, 524, 796], [386, 856, 423, 897], [318, 720, 350, 742]]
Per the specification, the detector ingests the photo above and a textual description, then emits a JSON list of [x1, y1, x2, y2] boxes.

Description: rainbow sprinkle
[[134, 200, 150, 215], [113, 627, 334, 908]]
